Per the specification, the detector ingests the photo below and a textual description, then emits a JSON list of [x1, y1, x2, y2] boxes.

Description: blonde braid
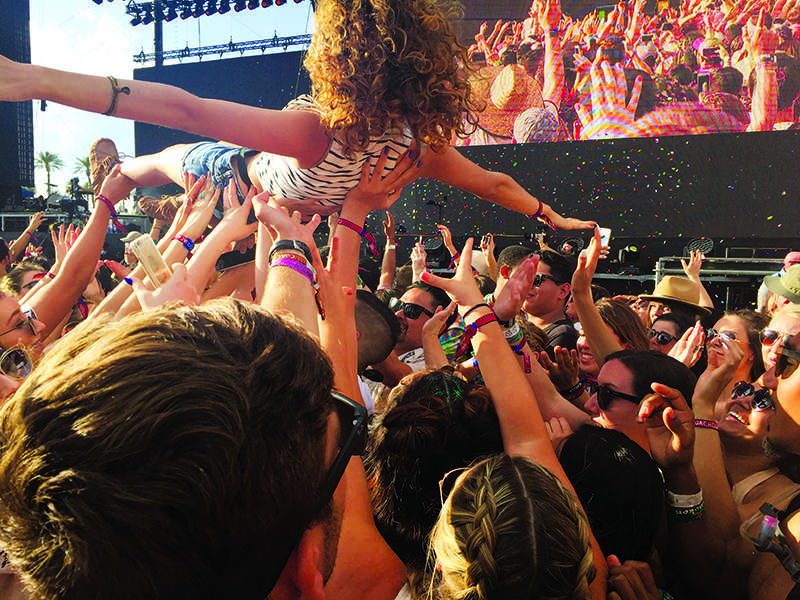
[[461, 470, 499, 600]]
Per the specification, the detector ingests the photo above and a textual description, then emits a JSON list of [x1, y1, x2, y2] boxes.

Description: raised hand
[[668, 322, 706, 367], [575, 59, 642, 140], [637, 383, 695, 470], [411, 241, 427, 281], [421, 238, 484, 310], [130, 262, 201, 310], [493, 256, 538, 321]]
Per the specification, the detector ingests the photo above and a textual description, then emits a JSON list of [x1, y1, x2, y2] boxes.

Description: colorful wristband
[[694, 419, 719, 431], [172, 235, 195, 256], [96, 194, 126, 232], [338, 218, 378, 256]]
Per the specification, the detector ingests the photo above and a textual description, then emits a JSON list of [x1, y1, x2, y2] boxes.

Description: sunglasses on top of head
[[730, 381, 775, 411], [389, 298, 435, 320], [648, 328, 678, 346], [776, 334, 800, 380]]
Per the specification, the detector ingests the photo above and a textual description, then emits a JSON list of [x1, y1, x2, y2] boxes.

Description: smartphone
[[481, 234, 492, 246], [127, 233, 172, 287], [216, 246, 257, 272], [598, 227, 612, 247], [696, 72, 710, 90]]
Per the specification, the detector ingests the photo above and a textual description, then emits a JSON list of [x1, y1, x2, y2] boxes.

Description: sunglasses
[[648, 328, 678, 346], [776, 334, 800, 380], [596, 384, 643, 410], [760, 327, 794, 346], [389, 298, 434, 320], [261, 391, 368, 596], [0, 347, 32, 380], [731, 381, 775, 411], [706, 329, 738, 344], [0, 315, 38, 338], [533, 273, 560, 287]]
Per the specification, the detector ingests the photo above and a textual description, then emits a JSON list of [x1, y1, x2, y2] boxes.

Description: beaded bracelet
[[694, 419, 719, 431], [96, 194, 126, 231], [337, 218, 378, 256]]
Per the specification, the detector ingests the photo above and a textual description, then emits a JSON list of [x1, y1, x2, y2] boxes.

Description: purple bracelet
[[270, 257, 326, 320], [271, 257, 316, 284], [96, 194, 126, 232]]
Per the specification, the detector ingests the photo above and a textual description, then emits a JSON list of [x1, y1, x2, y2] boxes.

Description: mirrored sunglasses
[[760, 327, 793, 346], [706, 329, 737, 344], [730, 381, 775, 411], [0, 347, 32, 380], [0, 316, 37, 338]]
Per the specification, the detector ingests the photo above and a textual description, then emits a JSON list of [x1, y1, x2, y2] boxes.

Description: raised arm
[[422, 239, 607, 595], [572, 228, 624, 368]]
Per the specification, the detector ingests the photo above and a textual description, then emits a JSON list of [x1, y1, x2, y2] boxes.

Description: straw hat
[[639, 276, 712, 316], [472, 64, 543, 139], [765, 264, 800, 304]]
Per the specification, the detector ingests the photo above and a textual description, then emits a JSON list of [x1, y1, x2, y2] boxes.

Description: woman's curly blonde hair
[[305, 0, 481, 157]]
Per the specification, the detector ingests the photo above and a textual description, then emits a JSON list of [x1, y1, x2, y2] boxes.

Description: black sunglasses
[[777, 334, 800, 380], [389, 298, 434, 320], [648, 328, 678, 346], [731, 381, 775, 411], [533, 273, 560, 287], [261, 391, 368, 596], [596, 384, 643, 410], [760, 327, 793, 346]]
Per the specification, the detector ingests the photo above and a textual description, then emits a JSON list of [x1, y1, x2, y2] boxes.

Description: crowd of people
[[459, 0, 800, 143], [0, 0, 799, 599]]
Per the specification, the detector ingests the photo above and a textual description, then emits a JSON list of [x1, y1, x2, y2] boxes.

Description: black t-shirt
[[544, 318, 579, 358]]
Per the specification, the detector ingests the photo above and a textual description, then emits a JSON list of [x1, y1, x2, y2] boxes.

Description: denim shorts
[[180, 142, 257, 221]]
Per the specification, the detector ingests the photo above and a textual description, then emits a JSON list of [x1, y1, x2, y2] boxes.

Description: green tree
[[35, 151, 65, 193], [73, 156, 91, 189]]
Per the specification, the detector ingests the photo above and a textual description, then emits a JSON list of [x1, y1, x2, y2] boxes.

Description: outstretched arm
[[420, 145, 596, 230], [0, 56, 328, 167]]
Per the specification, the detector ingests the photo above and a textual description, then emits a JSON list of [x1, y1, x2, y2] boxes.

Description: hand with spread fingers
[[575, 59, 642, 140]]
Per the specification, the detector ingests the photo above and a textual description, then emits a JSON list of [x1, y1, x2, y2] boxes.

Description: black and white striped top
[[253, 96, 415, 218]]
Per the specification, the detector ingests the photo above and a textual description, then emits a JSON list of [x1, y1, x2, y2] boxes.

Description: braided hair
[[431, 455, 594, 600]]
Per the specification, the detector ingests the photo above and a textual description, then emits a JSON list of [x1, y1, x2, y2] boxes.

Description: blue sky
[[30, 0, 314, 197]]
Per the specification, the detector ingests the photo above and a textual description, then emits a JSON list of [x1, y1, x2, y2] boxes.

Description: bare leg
[[119, 144, 193, 188]]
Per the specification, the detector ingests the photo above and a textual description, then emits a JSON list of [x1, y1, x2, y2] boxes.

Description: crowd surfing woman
[[0, 0, 594, 232]]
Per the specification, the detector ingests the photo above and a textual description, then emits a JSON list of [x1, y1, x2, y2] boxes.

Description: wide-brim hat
[[639, 276, 712, 316], [472, 64, 543, 139], [765, 264, 800, 304]]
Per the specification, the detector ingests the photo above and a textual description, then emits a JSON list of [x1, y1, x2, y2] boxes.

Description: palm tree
[[73, 156, 91, 190], [35, 151, 65, 193]]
